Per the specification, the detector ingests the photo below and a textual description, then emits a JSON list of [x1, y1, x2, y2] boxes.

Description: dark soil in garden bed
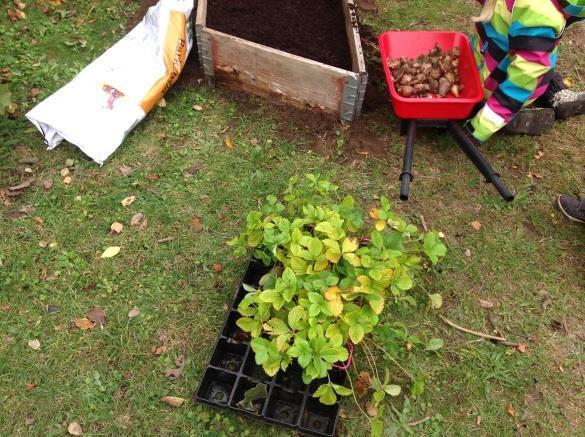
[[207, 0, 353, 70]]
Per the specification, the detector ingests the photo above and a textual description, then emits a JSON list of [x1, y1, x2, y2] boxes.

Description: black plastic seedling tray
[[195, 260, 346, 436]]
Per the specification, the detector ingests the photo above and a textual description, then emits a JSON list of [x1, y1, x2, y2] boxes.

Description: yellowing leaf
[[506, 404, 516, 417], [375, 220, 386, 231], [342, 237, 359, 253], [343, 253, 361, 267], [100, 246, 120, 259], [369, 208, 379, 219], [324, 287, 341, 301], [224, 135, 234, 149]]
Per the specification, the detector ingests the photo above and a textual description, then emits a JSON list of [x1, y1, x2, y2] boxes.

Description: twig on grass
[[408, 416, 432, 427], [419, 215, 429, 232], [439, 315, 513, 344]]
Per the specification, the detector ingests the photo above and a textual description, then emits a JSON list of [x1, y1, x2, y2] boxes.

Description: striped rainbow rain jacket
[[468, 0, 585, 142]]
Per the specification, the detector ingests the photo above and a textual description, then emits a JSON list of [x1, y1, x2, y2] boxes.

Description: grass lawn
[[1, 0, 583, 436]]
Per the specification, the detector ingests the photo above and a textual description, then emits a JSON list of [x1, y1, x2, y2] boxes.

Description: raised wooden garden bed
[[195, 0, 368, 121]]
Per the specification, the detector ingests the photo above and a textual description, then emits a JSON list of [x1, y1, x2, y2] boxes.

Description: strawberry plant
[[228, 174, 447, 407]]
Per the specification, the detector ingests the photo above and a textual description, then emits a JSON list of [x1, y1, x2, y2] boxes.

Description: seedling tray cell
[[195, 260, 346, 436]]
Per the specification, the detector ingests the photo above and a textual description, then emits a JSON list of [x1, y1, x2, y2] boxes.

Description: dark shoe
[[557, 195, 585, 224], [551, 89, 585, 119], [504, 107, 555, 136]]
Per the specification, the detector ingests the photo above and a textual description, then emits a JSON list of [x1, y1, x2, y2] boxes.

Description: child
[[466, 0, 585, 141]]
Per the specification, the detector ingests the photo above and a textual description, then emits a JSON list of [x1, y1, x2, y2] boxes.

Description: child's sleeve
[[467, 6, 561, 142]]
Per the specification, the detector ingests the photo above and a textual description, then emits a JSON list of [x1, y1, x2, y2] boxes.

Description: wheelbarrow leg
[[399, 120, 417, 201], [448, 122, 514, 202]]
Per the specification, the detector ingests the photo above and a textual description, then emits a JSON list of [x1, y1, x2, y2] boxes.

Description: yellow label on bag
[[140, 11, 187, 112]]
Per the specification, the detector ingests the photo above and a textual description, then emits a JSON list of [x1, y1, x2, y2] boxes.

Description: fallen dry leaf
[[146, 174, 160, 181], [534, 150, 544, 161], [42, 179, 53, 190], [31, 87, 40, 98], [157, 98, 167, 108], [128, 306, 140, 318], [24, 417, 34, 426], [517, 343, 527, 353], [100, 246, 121, 259], [121, 196, 136, 207], [354, 371, 372, 399], [192, 104, 203, 111], [130, 213, 147, 229], [110, 222, 124, 234], [33, 216, 43, 224], [476, 415, 482, 426], [8, 178, 33, 192], [366, 402, 378, 417], [65, 159, 74, 167], [152, 345, 167, 356], [63, 176, 72, 185], [14, 0, 26, 11], [75, 318, 96, 331], [213, 263, 222, 273], [161, 396, 185, 407], [471, 221, 482, 231], [465, 249, 472, 257], [119, 165, 133, 177], [478, 299, 494, 309], [5, 205, 35, 219], [222, 303, 229, 312], [86, 307, 106, 328], [60, 168, 70, 177], [25, 383, 37, 390], [165, 355, 186, 379], [7, 8, 26, 21], [224, 135, 235, 149], [506, 404, 516, 417], [191, 217, 202, 233], [28, 339, 41, 350], [67, 422, 82, 436]]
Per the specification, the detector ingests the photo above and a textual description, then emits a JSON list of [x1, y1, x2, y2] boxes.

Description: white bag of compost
[[26, 0, 194, 164]]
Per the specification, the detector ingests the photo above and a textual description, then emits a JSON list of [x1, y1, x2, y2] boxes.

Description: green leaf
[[237, 317, 262, 338], [380, 196, 390, 211], [313, 383, 337, 405], [411, 376, 425, 397], [308, 238, 324, 258], [371, 230, 384, 249], [236, 383, 268, 412], [349, 324, 365, 344], [423, 231, 447, 264], [429, 293, 443, 309], [263, 318, 290, 336], [425, 338, 444, 351], [287, 338, 312, 368], [384, 384, 401, 396], [287, 306, 305, 330], [332, 384, 353, 396], [259, 289, 284, 310]]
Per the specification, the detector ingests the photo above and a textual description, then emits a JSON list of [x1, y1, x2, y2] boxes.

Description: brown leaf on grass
[[86, 307, 106, 328], [152, 345, 167, 356], [354, 371, 372, 399], [192, 104, 203, 111], [65, 159, 75, 167], [60, 168, 70, 177], [146, 174, 159, 181], [63, 176, 72, 185], [157, 98, 167, 108], [7, 9, 26, 21], [67, 422, 82, 436], [33, 216, 43, 224], [478, 299, 494, 309], [517, 343, 527, 353], [534, 150, 544, 160], [165, 355, 185, 379], [31, 87, 40, 98], [128, 306, 140, 318], [27, 339, 41, 350], [476, 415, 482, 425], [24, 417, 34, 426], [14, 0, 26, 10], [75, 318, 96, 331], [119, 165, 133, 177], [43, 179, 53, 190], [465, 249, 472, 257], [25, 383, 37, 390], [121, 196, 136, 207], [191, 217, 202, 233], [130, 213, 147, 229], [213, 263, 222, 273], [471, 221, 482, 231], [110, 222, 124, 234], [506, 404, 516, 417], [5, 205, 35, 219], [161, 396, 185, 407]]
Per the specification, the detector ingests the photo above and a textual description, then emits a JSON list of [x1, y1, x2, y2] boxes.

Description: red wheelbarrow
[[379, 31, 514, 202]]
